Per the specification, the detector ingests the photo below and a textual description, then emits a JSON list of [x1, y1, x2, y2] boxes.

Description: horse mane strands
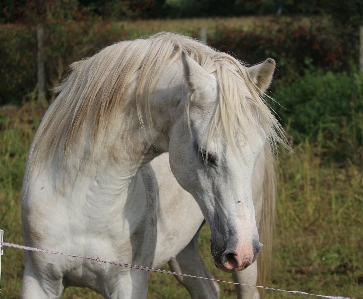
[[199, 54, 288, 161], [24, 32, 288, 189]]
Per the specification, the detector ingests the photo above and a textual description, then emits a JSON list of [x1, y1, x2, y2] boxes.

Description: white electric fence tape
[[0, 233, 356, 299]]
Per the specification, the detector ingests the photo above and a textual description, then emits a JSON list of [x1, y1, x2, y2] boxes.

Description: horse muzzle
[[213, 240, 263, 273]]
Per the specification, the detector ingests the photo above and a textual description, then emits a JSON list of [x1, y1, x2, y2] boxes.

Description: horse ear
[[247, 58, 276, 93], [181, 51, 213, 96]]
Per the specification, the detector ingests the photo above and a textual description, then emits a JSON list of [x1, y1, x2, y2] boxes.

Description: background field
[[1, 15, 363, 299]]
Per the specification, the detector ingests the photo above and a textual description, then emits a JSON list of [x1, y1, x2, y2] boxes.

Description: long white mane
[[25, 32, 287, 184]]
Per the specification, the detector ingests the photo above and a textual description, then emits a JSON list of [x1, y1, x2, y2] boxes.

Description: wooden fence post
[[200, 27, 207, 44], [37, 26, 46, 105]]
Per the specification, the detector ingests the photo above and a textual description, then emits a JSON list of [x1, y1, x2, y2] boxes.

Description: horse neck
[[127, 63, 185, 164], [81, 64, 184, 186]]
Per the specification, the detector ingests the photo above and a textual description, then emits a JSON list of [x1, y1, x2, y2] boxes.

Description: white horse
[[21, 32, 286, 298]]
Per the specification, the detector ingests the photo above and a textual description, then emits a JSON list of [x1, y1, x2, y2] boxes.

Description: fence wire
[[0, 237, 355, 299]]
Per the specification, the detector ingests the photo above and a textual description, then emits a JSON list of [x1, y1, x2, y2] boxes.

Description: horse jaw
[[247, 58, 276, 92]]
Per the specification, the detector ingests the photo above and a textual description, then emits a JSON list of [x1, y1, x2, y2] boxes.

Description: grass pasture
[[1, 99, 362, 299]]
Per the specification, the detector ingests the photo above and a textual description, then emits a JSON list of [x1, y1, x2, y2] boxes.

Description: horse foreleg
[[21, 258, 64, 299], [168, 225, 220, 299], [232, 262, 260, 299], [103, 269, 150, 299]]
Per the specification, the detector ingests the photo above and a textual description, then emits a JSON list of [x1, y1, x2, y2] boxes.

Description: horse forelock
[[203, 56, 288, 158], [25, 32, 287, 186], [184, 49, 288, 160]]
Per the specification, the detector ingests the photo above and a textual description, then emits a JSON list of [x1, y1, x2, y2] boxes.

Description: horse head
[[168, 52, 276, 272]]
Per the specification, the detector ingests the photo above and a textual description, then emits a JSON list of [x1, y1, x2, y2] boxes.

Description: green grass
[[270, 142, 363, 299], [0, 102, 362, 299]]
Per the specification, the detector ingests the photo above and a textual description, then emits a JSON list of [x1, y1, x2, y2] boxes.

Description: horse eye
[[199, 149, 217, 165]]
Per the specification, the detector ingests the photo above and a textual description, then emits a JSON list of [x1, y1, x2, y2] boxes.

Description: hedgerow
[[1, 17, 358, 105]]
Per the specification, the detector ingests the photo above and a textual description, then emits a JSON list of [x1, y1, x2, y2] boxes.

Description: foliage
[[2, 0, 363, 23], [0, 16, 359, 105], [0, 18, 127, 105], [156, 0, 363, 22], [274, 71, 363, 164], [78, 0, 160, 19], [0, 0, 82, 24], [0, 0, 159, 24], [209, 17, 357, 83], [41, 18, 126, 101], [0, 24, 36, 105], [0, 0, 27, 23], [164, 0, 238, 18], [251, 0, 363, 20], [0, 0, 128, 105]]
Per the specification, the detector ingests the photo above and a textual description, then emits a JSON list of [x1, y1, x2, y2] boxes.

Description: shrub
[[274, 71, 363, 164], [0, 24, 37, 105], [0, 19, 126, 105], [208, 18, 357, 83]]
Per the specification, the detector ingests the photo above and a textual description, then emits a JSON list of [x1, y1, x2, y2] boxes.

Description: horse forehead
[[192, 78, 219, 105], [189, 112, 265, 151], [189, 104, 217, 135]]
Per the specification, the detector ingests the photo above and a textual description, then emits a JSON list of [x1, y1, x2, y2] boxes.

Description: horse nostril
[[223, 252, 239, 268], [226, 252, 235, 261]]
